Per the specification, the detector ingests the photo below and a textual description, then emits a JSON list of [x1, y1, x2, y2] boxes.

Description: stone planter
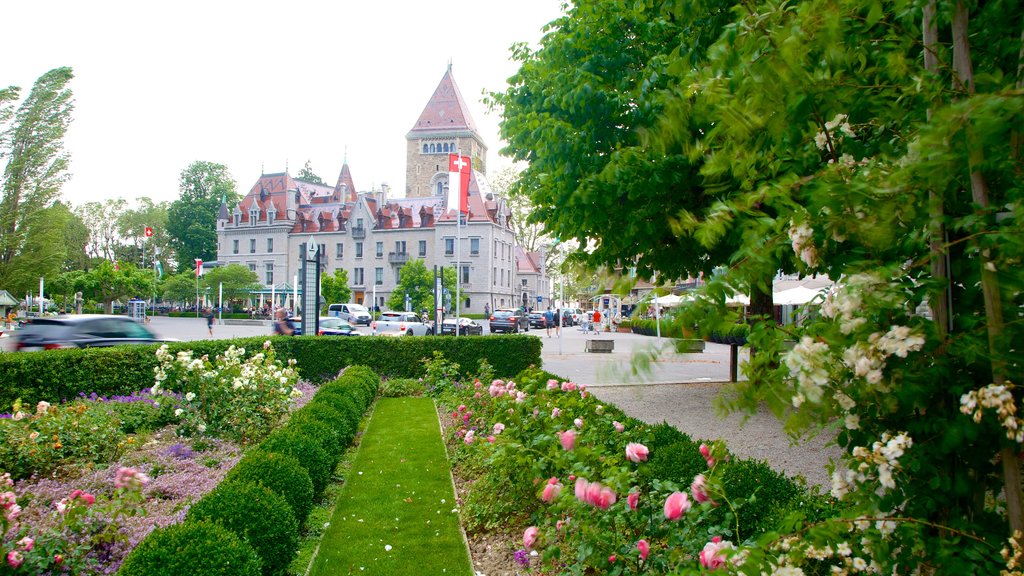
[[585, 339, 615, 353], [678, 339, 706, 353]]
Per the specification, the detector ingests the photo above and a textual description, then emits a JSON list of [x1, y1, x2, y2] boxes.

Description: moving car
[[527, 312, 547, 329], [328, 303, 372, 326], [488, 309, 529, 333], [441, 317, 484, 336], [372, 311, 433, 336], [317, 317, 361, 336], [14, 315, 177, 351]]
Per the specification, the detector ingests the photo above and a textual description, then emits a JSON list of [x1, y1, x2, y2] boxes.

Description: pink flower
[[699, 536, 733, 570], [16, 537, 33, 551], [487, 435, 496, 443], [608, 555, 616, 563], [546, 379, 559, 390], [515, 391, 527, 403], [489, 383, 505, 397], [458, 404, 467, 412], [542, 481, 562, 503], [464, 430, 476, 444], [637, 539, 650, 561], [664, 491, 691, 521], [627, 491, 639, 510], [6, 551, 23, 569], [114, 467, 150, 489], [556, 519, 567, 531], [613, 421, 625, 433], [575, 478, 588, 501], [79, 492, 96, 506], [523, 526, 539, 549], [451, 411, 459, 420], [551, 407, 561, 419], [56, 498, 70, 514], [532, 408, 540, 417], [493, 423, 505, 435], [625, 442, 650, 463], [561, 381, 577, 392], [585, 482, 602, 505], [574, 418, 584, 428], [474, 380, 482, 389], [691, 474, 715, 505], [595, 486, 617, 509], [474, 392, 482, 399], [700, 443, 716, 468], [54, 554, 63, 565], [559, 429, 576, 451]]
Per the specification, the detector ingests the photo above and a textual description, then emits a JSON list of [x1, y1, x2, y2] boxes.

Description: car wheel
[[406, 329, 414, 336], [427, 328, 433, 336]]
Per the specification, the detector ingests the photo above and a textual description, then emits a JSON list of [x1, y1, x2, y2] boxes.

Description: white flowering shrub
[[151, 341, 301, 443]]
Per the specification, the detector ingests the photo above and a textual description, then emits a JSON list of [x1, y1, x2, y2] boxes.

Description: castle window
[[423, 143, 428, 153], [436, 181, 443, 195], [443, 143, 449, 152], [429, 143, 436, 153]]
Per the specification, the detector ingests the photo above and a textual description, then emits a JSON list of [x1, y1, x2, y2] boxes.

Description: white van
[[328, 303, 372, 326]]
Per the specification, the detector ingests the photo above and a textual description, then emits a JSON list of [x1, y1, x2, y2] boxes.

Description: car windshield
[[493, 311, 514, 318], [348, 305, 368, 313], [320, 318, 344, 328]]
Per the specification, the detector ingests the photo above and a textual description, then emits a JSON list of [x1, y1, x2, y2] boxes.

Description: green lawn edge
[[309, 397, 472, 576]]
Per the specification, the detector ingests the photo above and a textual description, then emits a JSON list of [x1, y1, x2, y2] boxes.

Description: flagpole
[[455, 149, 461, 339]]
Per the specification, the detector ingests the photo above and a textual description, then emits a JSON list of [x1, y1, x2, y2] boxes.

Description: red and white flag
[[195, 259, 203, 277], [447, 153, 471, 215], [144, 226, 153, 237]]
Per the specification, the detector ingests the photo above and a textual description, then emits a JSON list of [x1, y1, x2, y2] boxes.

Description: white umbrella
[[773, 286, 824, 305], [654, 294, 684, 306]]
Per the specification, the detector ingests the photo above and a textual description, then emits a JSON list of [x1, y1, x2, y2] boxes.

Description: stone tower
[[405, 64, 487, 198]]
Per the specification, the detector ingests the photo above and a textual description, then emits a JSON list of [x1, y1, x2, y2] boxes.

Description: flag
[[144, 226, 153, 237], [195, 259, 203, 277], [447, 153, 471, 214], [154, 260, 163, 279]]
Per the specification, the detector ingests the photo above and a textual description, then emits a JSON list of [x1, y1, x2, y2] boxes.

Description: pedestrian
[[612, 311, 621, 332], [543, 307, 553, 337], [484, 303, 490, 318], [592, 309, 602, 335], [272, 307, 295, 336], [554, 308, 561, 336], [205, 307, 215, 337]]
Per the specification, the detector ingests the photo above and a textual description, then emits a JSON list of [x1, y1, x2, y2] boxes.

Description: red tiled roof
[[515, 246, 544, 274], [408, 67, 479, 135], [334, 163, 357, 202], [436, 171, 505, 224]]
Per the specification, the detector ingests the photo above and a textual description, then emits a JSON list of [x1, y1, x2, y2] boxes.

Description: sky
[[5, 0, 566, 207]]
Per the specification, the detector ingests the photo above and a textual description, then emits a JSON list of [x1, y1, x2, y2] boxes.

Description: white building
[[215, 67, 548, 314]]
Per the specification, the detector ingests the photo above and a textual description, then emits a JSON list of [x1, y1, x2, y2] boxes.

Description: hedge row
[[0, 335, 540, 409], [120, 366, 380, 576]]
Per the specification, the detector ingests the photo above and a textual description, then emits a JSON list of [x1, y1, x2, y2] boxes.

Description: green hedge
[[0, 335, 539, 408], [167, 312, 254, 319]]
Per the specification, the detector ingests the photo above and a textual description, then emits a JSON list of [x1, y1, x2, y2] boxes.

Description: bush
[[96, 390, 180, 433], [283, 418, 342, 465], [258, 431, 332, 499], [379, 378, 426, 397], [0, 336, 529, 409], [512, 365, 564, 394], [639, 440, 708, 489], [118, 520, 262, 576], [721, 458, 801, 538], [187, 482, 298, 576], [309, 390, 360, 427], [0, 400, 126, 479], [291, 402, 347, 433], [286, 411, 348, 454], [225, 451, 314, 527]]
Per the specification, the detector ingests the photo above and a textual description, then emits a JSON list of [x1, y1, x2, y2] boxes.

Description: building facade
[[215, 67, 547, 314]]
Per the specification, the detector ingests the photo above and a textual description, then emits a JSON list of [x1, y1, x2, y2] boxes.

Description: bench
[[585, 339, 614, 353]]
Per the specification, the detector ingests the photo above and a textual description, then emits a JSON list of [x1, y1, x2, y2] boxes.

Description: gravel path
[[588, 381, 839, 488]]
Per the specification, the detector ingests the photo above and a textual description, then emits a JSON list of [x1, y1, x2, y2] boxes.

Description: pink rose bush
[[523, 526, 539, 548], [699, 536, 735, 570], [625, 442, 649, 463], [558, 429, 577, 451], [541, 478, 562, 503], [664, 491, 691, 521]]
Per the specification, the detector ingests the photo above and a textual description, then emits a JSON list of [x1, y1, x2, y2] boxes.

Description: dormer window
[[267, 205, 275, 225], [249, 207, 259, 226], [233, 208, 241, 227]]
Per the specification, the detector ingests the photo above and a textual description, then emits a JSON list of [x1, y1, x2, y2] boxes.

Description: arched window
[[443, 143, 449, 152], [436, 181, 444, 195], [429, 143, 435, 153], [422, 143, 428, 153]]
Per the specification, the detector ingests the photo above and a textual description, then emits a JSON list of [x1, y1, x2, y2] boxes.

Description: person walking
[[554, 308, 561, 336], [592, 309, 602, 335], [544, 307, 554, 338], [205, 308, 215, 337], [272, 308, 295, 336]]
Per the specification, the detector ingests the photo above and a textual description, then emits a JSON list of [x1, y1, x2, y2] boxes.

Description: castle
[[215, 66, 549, 314]]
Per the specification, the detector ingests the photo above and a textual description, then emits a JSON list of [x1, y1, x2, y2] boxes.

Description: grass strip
[[309, 397, 472, 576]]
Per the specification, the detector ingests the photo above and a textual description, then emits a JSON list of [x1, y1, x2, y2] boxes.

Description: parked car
[[566, 308, 584, 326], [372, 311, 433, 336], [441, 317, 484, 336], [328, 303, 372, 326], [317, 317, 361, 336], [527, 312, 547, 329], [489, 309, 529, 333], [14, 315, 177, 351]]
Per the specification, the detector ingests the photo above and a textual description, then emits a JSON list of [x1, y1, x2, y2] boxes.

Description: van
[[328, 303, 372, 326]]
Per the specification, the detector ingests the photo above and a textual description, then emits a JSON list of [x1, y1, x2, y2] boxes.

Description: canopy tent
[[773, 286, 825, 305], [653, 294, 685, 306]]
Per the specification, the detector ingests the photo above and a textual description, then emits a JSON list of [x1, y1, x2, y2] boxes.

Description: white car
[[372, 311, 433, 336], [328, 303, 372, 326]]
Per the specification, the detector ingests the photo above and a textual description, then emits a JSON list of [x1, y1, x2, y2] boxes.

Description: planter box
[[678, 339, 706, 353], [585, 339, 615, 353]]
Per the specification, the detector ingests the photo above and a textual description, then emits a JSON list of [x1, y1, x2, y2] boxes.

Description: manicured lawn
[[309, 397, 472, 576]]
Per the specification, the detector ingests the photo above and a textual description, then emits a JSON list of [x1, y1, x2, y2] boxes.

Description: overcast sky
[[6, 1, 565, 207]]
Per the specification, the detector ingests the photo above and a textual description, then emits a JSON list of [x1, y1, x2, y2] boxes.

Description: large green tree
[[387, 259, 455, 313], [201, 263, 259, 308], [55, 201, 90, 272], [77, 198, 125, 261], [0, 67, 74, 295], [116, 197, 172, 269], [161, 271, 197, 306], [167, 161, 238, 270], [320, 268, 351, 309], [79, 260, 152, 313]]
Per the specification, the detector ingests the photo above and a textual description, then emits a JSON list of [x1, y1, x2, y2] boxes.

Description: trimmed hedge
[[224, 451, 314, 527], [187, 482, 299, 576], [258, 431, 332, 499], [118, 520, 262, 576], [0, 335, 538, 408]]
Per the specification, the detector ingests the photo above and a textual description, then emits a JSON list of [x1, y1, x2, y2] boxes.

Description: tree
[[167, 161, 238, 270], [296, 160, 324, 184], [161, 272, 196, 306], [55, 201, 90, 271], [116, 197, 172, 269], [77, 198, 126, 261], [201, 264, 259, 308], [386, 259, 455, 314], [80, 260, 152, 313], [0, 67, 75, 295], [489, 166, 546, 254], [320, 268, 351, 309]]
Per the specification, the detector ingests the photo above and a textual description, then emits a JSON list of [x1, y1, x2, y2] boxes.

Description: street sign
[[537, 296, 542, 303]]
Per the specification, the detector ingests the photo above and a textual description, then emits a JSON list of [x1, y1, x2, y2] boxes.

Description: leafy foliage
[[225, 451, 314, 528], [167, 161, 239, 270], [386, 258, 456, 313], [118, 520, 262, 576], [201, 263, 260, 307], [319, 267, 351, 310]]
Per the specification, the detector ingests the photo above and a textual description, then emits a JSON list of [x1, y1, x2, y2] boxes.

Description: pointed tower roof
[[408, 66, 480, 137], [334, 163, 357, 202]]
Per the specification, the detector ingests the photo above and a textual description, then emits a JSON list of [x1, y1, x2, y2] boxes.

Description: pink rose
[[551, 407, 561, 419], [700, 443, 716, 468], [625, 442, 650, 463], [627, 491, 639, 510], [664, 491, 691, 521], [574, 418, 584, 428], [515, 391, 526, 403], [16, 537, 33, 552], [556, 519, 567, 531], [608, 555, 616, 563], [474, 380, 482, 389], [699, 536, 733, 570], [458, 404, 467, 412], [613, 421, 625, 433], [541, 481, 562, 503], [546, 379, 559, 390], [54, 554, 63, 565], [585, 482, 602, 506], [595, 486, 617, 509], [523, 526, 539, 549], [637, 539, 650, 561], [575, 478, 588, 502], [487, 435, 496, 443], [464, 430, 476, 444], [493, 423, 505, 435], [80, 492, 96, 506], [473, 392, 481, 399], [6, 551, 23, 569], [691, 474, 715, 505], [559, 429, 576, 451]]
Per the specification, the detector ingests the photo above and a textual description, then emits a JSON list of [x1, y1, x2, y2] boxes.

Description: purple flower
[[165, 443, 194, 460], [514, 549, 530, 567]]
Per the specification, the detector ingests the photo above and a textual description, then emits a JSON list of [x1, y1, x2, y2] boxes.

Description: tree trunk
[[924, 0, 951, 338], [952, 0, 1023, 535]]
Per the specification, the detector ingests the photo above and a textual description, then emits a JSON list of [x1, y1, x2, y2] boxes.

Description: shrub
[[97, 390, 180, 433], [225, 451, 314, 526], [0, 400, 126, 479], [286, 411, 347, 454], [283, 418, 342, 465], [512, 365, 564, 394], [118, 520, 262, 576], [187, 482, 298, 576], [309, 390, 360, 426], [638, 441, 708, 490], [258, 431, 332, 499], [721, 458, 801, 538], [646, 422, 691, 450], [291, 402, 346, 432], [379, 377, 426, 397]]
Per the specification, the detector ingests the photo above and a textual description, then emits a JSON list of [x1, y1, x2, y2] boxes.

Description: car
[[328, 303, 372, 326], [441, 317, 484, 336], [316, 317, 361, 336], [372, 311, 433, 336], [527, 312, 547, 329], [567, 307, 584, 326], [14, 315, 177, 351], [488, 308, 529, 333]]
